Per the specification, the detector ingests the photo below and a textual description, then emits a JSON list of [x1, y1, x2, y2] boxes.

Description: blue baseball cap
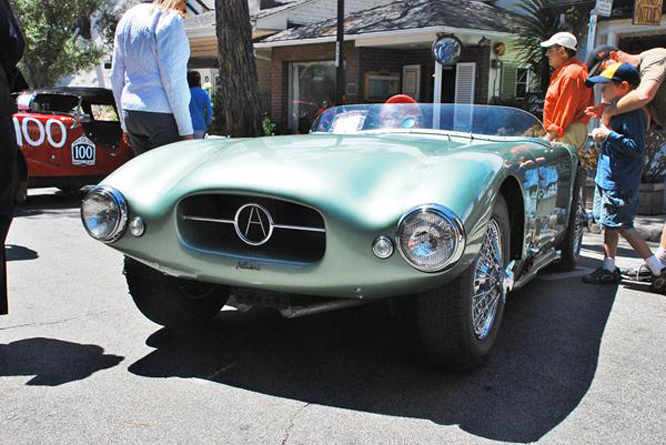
[[585, 62, 641, 88]]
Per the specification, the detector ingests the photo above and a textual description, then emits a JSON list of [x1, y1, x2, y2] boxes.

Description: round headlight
[[81, 186, 128, 243], [396, 204, 465, 272]]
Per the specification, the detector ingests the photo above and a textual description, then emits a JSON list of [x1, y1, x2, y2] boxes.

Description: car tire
[[555, 165, 586, 271], [123, 256, 229, 328], [416, 195, 510, 372]]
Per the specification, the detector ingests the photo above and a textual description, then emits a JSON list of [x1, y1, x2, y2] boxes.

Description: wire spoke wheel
[[473, 219, 504, 340]]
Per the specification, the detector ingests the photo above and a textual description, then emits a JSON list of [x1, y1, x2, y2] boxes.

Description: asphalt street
[[1, 188, 665, 445]]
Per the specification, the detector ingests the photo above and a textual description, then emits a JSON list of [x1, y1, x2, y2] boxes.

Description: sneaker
[[582, 267, 622, 284], [650, 269, 666, 293], [619, 264, 653, 282]]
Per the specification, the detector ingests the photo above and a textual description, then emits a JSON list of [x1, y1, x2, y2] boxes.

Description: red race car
[[12, 87, 133, 200]]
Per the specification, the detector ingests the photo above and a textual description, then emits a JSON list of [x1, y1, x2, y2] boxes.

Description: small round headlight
[[396, 204, 465, 272], [129, 217, 145, 237], [372, 236, 394, 259], [81, 186, 128, 243]]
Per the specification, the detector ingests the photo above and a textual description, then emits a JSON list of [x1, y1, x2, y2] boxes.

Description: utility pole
[[335, 0, 345, 105]]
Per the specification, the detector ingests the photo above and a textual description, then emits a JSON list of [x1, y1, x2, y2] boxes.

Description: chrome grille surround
[[178, 194, 326, 263]]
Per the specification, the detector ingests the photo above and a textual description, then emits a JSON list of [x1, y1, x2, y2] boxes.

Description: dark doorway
[[620, 34, 666, 53], [441, 66, 456, 103]]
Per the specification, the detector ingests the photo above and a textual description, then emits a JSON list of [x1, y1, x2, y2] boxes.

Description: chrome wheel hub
[[473, 219, 504, 340]]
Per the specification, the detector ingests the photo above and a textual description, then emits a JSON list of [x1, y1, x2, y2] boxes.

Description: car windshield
[[311, 104, 545, 139]]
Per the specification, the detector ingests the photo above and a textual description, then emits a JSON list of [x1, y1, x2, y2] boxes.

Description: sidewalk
[[634, 214, 664, 242], [589, 213, 665, 242]]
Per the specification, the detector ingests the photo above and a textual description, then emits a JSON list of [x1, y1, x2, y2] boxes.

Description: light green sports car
[[81, 104, 586, 372]]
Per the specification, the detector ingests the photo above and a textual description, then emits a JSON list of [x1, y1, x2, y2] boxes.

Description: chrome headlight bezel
[[81, 186, 129, 243], [396, 204, 465, 273]]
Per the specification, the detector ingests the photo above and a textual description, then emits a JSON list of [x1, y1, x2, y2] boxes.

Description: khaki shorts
[[557, 123, 598, 171], [556, 123, 588, 150]]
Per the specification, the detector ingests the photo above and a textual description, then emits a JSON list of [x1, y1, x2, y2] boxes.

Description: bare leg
[[604, 229, 619, 260], [661, 223, 666, 250], [620, 228, 653, 260]]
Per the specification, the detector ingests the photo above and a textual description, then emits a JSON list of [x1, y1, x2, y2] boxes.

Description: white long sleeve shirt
[[111, 3, 193, 136]]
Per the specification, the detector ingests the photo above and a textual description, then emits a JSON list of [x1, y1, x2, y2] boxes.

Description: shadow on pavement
[[582, 241, 645, 259], [0, 337, 124, 386], [5, 244, 38, 262], [129, 276, 618, 443], [14, 189, 86, 219]]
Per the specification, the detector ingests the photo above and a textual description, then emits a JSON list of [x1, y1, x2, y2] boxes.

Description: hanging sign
[[432, 35, 462, 66], [595, 0, 613, 17], [633, 0, 663, 25]]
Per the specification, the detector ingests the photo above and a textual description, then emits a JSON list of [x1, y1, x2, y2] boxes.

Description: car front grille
[[178, 194, 326, 263]]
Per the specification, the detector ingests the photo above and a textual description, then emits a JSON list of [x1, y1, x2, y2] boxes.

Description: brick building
[[255, 0, 522, 133], [186, 0, 524, 134]]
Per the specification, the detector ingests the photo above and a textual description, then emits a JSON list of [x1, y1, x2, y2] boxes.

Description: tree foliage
[[215, 0, 263, 137], [10, 0, 114, 88], [512, 0, 588, 92]]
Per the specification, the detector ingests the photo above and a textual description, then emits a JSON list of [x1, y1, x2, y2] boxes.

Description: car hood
[[102, 133, 506, 227]]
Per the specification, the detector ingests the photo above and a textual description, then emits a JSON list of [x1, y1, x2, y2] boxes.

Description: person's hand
[[122, 132, 130, 146], [601, 102, 617, 126], [585, 103, 607, 118], [545, 131, 557, 142], [181, 134, 194, 141], [592, 125, 610, 142]]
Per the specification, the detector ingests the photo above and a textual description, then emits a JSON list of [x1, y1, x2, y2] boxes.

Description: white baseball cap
[[540, 32, 577, 50]]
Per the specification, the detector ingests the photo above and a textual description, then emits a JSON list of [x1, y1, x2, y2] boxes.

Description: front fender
[[415, 147, 528, 272]]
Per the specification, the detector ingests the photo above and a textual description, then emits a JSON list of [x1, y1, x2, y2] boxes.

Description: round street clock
[[432, 35, 463, 65]]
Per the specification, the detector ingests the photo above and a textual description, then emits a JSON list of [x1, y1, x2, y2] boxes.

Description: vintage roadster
[[81, 104, 586, 372], [12, 87, 133, 199]]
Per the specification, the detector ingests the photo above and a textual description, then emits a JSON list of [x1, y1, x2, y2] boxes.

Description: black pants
[[123, 110, 180, 156], [0, 216, 10, 314], [1, 66, 18, 315]]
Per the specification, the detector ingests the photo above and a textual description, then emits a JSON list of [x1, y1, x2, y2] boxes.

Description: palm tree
[[512, 0, 586, 92]]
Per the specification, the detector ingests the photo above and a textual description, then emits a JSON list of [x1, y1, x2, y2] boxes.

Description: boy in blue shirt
[[583, 62, 665, 284], [187, 71, 213, 139]]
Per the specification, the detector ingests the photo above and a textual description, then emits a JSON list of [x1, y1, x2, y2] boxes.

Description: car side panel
[[532, 141, 577, 250], [13, 111, 133, 186]]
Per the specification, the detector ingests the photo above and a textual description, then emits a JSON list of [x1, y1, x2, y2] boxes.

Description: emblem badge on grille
[[234, 203, 274, 246]]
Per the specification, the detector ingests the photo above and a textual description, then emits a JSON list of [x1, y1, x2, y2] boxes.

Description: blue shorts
[[592, 184, 639, 230]]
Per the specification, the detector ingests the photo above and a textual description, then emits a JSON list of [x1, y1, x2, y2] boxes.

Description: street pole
[[335, 0, 345, 105], [587, 10, 599, 131], [586, 11, 598, 60]]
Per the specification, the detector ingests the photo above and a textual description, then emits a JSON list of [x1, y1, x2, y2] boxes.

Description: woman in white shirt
[[111, 0, 193, 155]]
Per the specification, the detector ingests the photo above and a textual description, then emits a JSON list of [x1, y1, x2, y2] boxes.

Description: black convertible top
[[33, 87, 115, 104]]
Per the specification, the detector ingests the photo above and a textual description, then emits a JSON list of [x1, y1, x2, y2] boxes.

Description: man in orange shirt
[[540, 32, 594, 151]]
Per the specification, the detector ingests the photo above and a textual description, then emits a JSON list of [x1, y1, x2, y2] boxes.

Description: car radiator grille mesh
[[178, 194, 326, 263]]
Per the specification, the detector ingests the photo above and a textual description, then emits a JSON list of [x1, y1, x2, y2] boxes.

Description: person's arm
[[600, 114, 645, 158], [0, 0, 24, 76], [602, 79, 661, 120], [155, 12, 193, 138], [204, 92, 213, 128], [110, 23, 127, 133], [545, 70, 588, 140]]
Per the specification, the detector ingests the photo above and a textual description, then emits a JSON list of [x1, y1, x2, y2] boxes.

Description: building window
[[288, 61, 336, 134], [516, 68, 529, 99], [500, 63, 529, 101], [364, 71, 400, 102]]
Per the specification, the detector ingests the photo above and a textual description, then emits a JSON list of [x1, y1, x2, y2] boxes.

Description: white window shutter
[[454, 62, 476, 132], [500, 62, 518, 100]]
